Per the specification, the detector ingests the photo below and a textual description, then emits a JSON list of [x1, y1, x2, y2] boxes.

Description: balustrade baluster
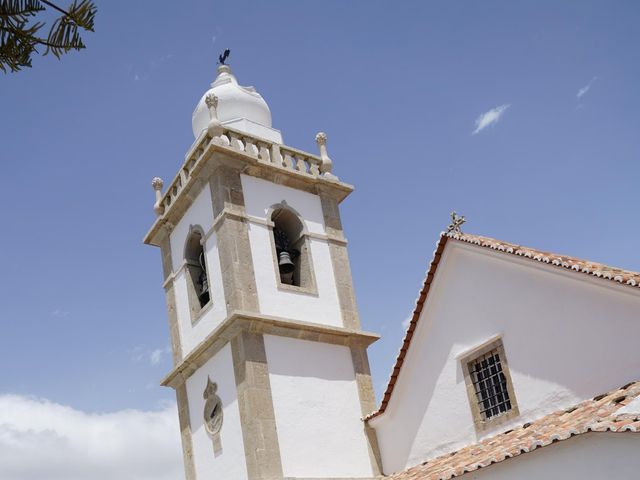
[[295, 155, 307, 173], [229, 133, 244, 151], [309, 159, 320, 176], [258, 143, 271, 163], [244, 138, 259, 157], [283, 152, 294, 169], [271, 144, 283, 166]]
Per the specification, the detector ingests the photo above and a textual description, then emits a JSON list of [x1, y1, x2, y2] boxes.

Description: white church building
[[144, 60, 640, 480]]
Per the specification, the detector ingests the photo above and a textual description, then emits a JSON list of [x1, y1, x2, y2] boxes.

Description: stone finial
[[152, 177, 164, 216], [315, 131, 333, 175], [447, 211, 465, 235], [152, 177, 164, 191], [315, 131, 327, 146], [205, 93, 218, 109], [205, 93, 223, 137]]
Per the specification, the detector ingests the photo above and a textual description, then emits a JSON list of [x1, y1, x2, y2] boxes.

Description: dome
[[191, 64, 274, 140]]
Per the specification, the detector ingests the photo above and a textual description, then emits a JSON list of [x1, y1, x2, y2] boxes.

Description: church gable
[[368, 232, 640, 474]]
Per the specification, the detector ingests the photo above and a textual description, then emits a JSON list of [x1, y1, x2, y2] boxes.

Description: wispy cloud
[[0, 395, 181, 480], [577, 77, 597, 99], [150, 53, 174, 69], [402, 313, 412, 329], [131, 345, 171, 366], [211, 26, 222, 46], [132, 53, 174, 82], [472, 104, 511, 135], [150, 346, 171, 366], [150, 349, 164, 365], [51, 309, 69, 318]]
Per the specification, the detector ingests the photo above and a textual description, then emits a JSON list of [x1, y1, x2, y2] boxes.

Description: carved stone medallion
[[203, 377, 223, 436]]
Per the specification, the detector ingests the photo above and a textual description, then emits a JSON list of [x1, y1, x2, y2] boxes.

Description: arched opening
[[271, 206, 313, 289], [184, 229, 210, 313]]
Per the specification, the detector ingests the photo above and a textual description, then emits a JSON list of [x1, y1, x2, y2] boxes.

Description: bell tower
[[144, 59, 381, 480]]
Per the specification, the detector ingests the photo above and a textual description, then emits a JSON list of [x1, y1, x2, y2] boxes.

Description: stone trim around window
[[266, 202, 319, 296], [460, 337, 519, 432], [183, 225, 213, 325]]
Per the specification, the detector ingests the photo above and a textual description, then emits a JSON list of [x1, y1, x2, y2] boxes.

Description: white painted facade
[[186, 344, 248, 480], [241, 174, 344, 327], [153, 59, 379, 480], [371, 240, 640, 474], [165, 171, 369, 479], [264, 335, 374, 478], [191, 65, 283, 143], [169, 184, 227, 357], [469, 433, 640, 480]]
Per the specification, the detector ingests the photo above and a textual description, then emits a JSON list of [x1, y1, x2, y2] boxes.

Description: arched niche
[[183, 225, 210, 320], [268, 202, 316, 292]]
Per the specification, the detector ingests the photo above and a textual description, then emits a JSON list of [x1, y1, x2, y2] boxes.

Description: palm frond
[[43, 0, 95, 57], [0, 0, 44, 18], [0, 0, 96, 71]]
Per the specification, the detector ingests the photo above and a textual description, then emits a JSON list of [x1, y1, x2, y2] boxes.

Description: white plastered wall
[[264, 335, 373, 478], [186, 344, 247, 480], [240, 174, 343, 327], [169, 185, 227, 357], [470, 433, 640, 480], [372, 241, 640, 474]]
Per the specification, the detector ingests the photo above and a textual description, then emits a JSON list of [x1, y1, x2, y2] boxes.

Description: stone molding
[[158, 234, 183, 364], [208, 169, 260, 314], [156, 211, 345, 291], [351, 347, 383, 475], [206, 207, 348, 246], [460, 336, 520, 432], [164, 284, 183, 365], [231, 331, 284, 479], [176, 383, 197, 480], [264, 205, 319, 296], [318, 189, 362, 329], [161, 311, 380, 389], [144, 128, 354, 247]]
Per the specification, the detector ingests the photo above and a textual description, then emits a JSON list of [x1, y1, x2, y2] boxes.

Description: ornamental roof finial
[[205, 93, 222, 137], [315, 131, 336, 179], [447, 211, 465, 235], [151, 177, 164, 216], [218, 48, 230, 66]]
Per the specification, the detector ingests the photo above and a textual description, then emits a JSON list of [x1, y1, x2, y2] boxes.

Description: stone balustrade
[[153, 126, 336, 217]]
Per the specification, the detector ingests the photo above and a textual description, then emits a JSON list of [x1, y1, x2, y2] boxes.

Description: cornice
[[144, 127, 354, 247], [161, 311, 380, 388]]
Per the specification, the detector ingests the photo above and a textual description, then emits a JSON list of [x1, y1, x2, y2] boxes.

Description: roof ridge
[[449, 232, 640, 286]]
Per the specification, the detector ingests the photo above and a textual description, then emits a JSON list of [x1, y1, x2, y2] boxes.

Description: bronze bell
[[278, 250, 295, 274], [198, 251, 210, 305]]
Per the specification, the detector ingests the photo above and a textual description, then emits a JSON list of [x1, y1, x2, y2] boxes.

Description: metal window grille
[[468, 349, 512, 420]]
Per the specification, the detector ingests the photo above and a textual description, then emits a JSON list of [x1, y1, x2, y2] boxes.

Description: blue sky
[[1, 1, 639, 476]]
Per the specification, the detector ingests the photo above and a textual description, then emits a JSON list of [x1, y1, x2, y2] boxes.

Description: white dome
[[192, 65, 273, 139]]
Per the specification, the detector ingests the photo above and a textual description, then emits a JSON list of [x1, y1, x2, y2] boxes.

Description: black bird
[[218, 49, 230, 65]]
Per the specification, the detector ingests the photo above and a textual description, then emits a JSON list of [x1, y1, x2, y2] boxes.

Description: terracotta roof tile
[[388, 381, 640, 480], [451, 233, 640, 287], [364, 232, 640, 422]]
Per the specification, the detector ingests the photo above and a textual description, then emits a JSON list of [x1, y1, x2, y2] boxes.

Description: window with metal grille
[[468, 349, 512, 420]]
